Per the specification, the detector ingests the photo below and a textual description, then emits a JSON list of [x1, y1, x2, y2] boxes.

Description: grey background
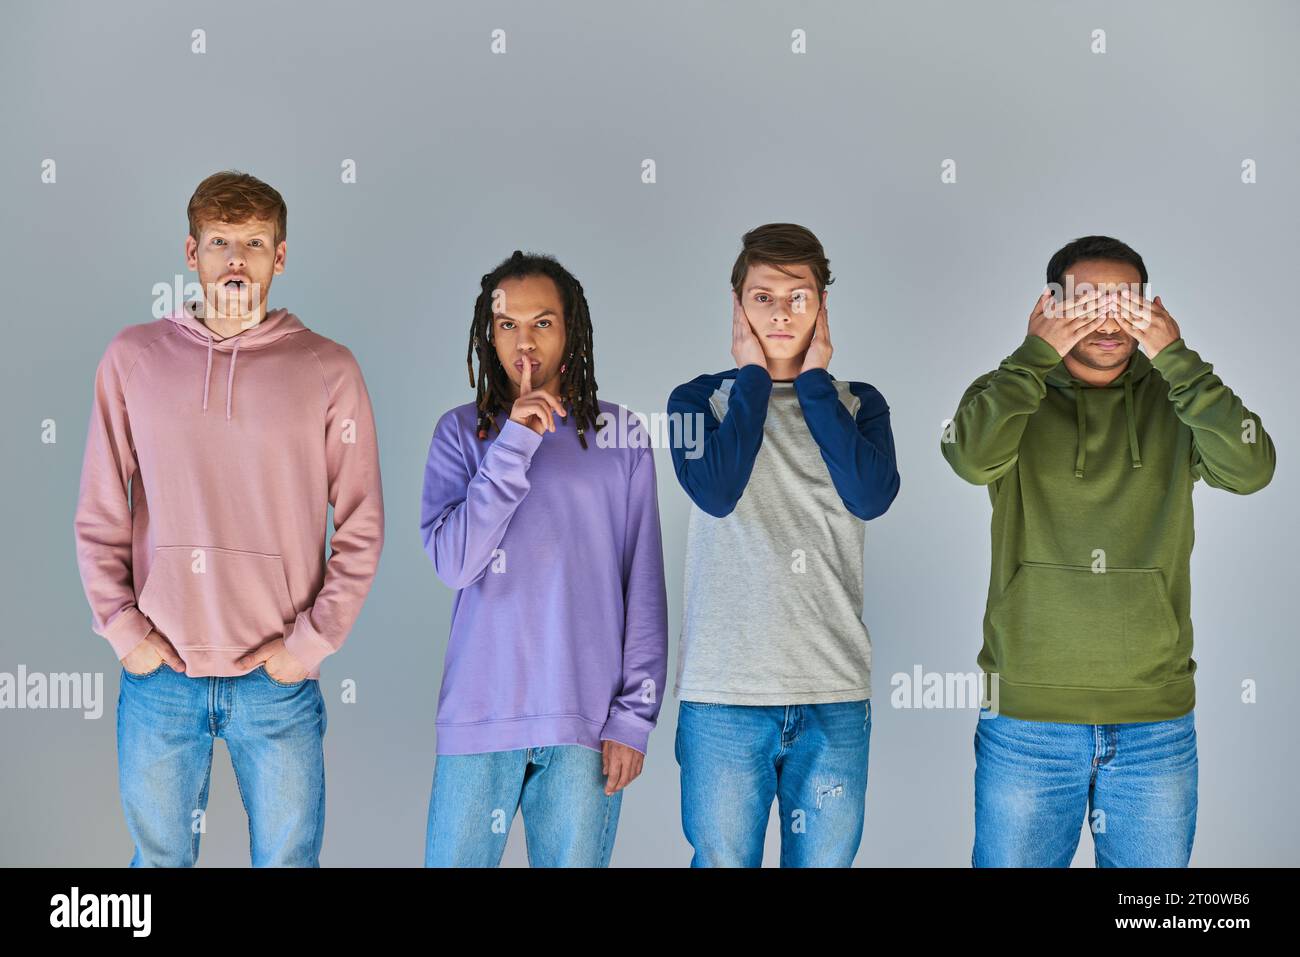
[[2, 0, 1295, 866]]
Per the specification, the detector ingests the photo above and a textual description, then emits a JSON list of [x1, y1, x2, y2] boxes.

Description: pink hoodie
[[74, 302, 385, 677]]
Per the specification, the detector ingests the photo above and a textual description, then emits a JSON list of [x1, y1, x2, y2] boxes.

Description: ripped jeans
[[674, 699, 871, 867]]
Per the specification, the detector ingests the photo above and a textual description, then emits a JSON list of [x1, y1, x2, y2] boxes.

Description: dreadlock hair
[[466, 250, 600, 449]]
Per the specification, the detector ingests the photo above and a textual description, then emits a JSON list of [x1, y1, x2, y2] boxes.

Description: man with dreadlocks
[[419, 250, 668, 867], [667, 224, 900, 867]]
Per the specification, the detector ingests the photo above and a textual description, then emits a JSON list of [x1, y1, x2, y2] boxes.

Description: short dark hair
[[1046, 235, 1147, 289], [730, 223, 834, 298]]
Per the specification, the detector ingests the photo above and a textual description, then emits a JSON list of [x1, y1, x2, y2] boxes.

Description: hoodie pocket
[[987, 561, 1180, 690], [136, 545, 297, 653]]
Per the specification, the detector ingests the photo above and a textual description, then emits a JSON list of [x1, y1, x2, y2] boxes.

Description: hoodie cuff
[[1012, 334, 1066, 373], [599, 710, 653, 756], [283, 610, 336, 675], [103, 605, 156, 660], [1147, 337, 1197, 383]]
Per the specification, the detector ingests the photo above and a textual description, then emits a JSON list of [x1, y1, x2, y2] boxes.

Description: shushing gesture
[[508, 354, 567, 435]]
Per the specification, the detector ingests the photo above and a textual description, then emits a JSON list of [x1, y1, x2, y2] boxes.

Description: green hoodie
[[942, 333, 1275, 723]]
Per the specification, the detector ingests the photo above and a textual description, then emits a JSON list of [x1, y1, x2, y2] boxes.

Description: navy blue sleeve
[[666, 365, 773, 517], [792, 368, 900, 521]]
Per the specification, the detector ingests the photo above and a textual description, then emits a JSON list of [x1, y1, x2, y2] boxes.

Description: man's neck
[[200, 306, 266, 340], [764, 355, 804, 381], [1062, 353, 1130, 388]]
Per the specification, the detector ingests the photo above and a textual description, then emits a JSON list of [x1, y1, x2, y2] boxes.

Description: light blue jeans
[[116, 661, 327, 867], [424, 744, 622, 867], [674, 699, 872, 867], [973, 709, 1198, 867]]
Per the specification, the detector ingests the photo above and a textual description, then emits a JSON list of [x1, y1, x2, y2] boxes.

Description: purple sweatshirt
[[420, 400, 668, 755]]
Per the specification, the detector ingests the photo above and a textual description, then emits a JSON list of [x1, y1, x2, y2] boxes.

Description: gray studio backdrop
[[2, 0, 1296, 866]]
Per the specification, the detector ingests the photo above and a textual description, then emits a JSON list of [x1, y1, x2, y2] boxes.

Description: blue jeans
[[116, 661, 327, 867], [973, 709, 1198, 867], [674, 699, 871, 867], [424, 745, 622, 867]]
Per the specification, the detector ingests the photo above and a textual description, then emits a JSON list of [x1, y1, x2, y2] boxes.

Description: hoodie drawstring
[[225, 339, 240, 421], [1073, 383, 1087, 478], [178, 305, 300, 423], [202, 336, 214, 413], [200, 333, 240, 421], [1123, 375, 1142, 470], [1071, 376, 1142, 479]]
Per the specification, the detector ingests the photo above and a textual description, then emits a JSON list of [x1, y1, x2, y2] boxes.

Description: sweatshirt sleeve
[[600, 442, 670, 756], [73, 336, 156, 660], [420, 414, 543, 590], [667, 365, 772, 517], [940, 334, 1063, 485], [792, 369, 901, 520], [283, 348, 386, 673], [1149, 338, 1277, 494]]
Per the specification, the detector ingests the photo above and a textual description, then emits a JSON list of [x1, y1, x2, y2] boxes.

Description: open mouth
[[222, 277, 248, 290]]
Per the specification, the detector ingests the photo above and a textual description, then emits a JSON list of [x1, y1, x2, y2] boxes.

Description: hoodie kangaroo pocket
[[136, 545, 297, 653], [987, 561, 1180, 690]]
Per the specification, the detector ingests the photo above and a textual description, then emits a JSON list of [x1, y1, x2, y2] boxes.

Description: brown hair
[[730, 223, 834, 297], [187, 170, 287, 245]]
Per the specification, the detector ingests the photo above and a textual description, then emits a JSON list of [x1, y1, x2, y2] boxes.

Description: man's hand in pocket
[[121, 628, 184, 675], [236, 638, 309, 684]]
